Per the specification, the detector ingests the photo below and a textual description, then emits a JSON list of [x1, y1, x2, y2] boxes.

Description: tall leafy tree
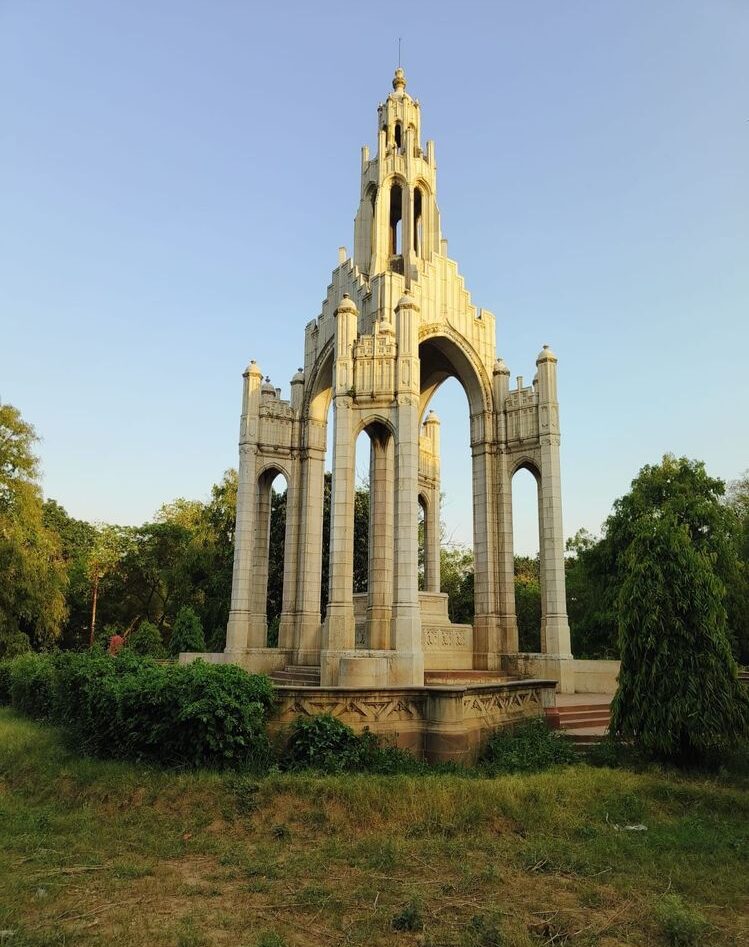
[[609, 456, 749, 763], [725, 471, 749, 664], [611, 510, 749, 763], [0, 404, 67, 653]]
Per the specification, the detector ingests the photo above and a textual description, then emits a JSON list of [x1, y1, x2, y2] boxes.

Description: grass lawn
[[0, 708, 747, 947]]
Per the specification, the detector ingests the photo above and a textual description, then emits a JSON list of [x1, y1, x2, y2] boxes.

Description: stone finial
[[261, 376, 276, 395], [493, 356, 511, 377], [536, 344, 557, 365], [395, 292, 420, 311], [335, 293, 358, 316], [291, 367, 305, 385], [244, 359, 263, 378], [392, 67, 406, 93], [424, 409, 440, 425]]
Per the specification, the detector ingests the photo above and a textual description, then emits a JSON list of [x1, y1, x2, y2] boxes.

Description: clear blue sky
[[2, 1, 747, 555]]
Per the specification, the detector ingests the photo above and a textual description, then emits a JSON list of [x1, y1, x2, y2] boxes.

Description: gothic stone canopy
[[223, 68, 573, 692]]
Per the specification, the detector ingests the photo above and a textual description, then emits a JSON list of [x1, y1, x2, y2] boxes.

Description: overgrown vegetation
[[0, 652, 274, 769], [0, 710, 747, 946], [280, 713, 424, 775], [480, 717, 577, 774]]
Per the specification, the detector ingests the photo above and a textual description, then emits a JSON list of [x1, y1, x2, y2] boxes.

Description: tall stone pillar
[[226, 361, 263, 654], [472, 425, 501, 670], [493, 358, 518, 654], [423, 411, 441, 593], [293, 424, 327, 665], [536, 345, 573, 692], [366, 430, 393, 648], [391, 293, 424, 685], [320, 295, 358, 684]]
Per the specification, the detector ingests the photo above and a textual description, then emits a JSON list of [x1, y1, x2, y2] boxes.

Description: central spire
[[351, 69, 441, 281]]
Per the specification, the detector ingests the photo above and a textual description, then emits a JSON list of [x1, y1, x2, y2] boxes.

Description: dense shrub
[[169, 607, 205, 657], [280, 713, 422, 774], [101, 659, 274, 768], [0, 629, 31, 660], [0, 660, 12, 704], [480, 718, 577, 774], [126, 620, 166, 658], [4, 651, 275, 770], [7, 653, 56, 720]]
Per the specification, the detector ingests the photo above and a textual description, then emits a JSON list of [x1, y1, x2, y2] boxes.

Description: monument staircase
[[546, 694, 612, 749]]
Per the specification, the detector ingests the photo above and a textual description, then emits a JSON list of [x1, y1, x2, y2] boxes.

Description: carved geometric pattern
[[462, 688, 541, 723], [278, 694, 425, 725]]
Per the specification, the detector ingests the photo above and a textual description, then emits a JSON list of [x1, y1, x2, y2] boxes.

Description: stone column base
[[320, 649, 425, 687], [501, 652, 575, 694], [472, 614, 502, 670], [225, 609, 250, 652], [294, 613, 322, 666]]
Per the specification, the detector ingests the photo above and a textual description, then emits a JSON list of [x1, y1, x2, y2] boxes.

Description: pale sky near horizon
[[1, 1, 747, 555]]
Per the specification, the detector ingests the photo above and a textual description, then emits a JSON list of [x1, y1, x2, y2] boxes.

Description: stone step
[[270, 665, 321, 687], [556, 703, 612, 715], [424, 670, 514, 685]]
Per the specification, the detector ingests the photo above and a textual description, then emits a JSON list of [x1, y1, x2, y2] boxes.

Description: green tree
[[610, 509, 749, 764], [127, 620, 166, 658], [564, 529, 618, 658], [86, 525, 129, 647], [169, 606, 206, 656], [440, 544, 474, 624], [514, 556, 541, 652], [0, 403, 67, 654], [42, 499, 97, 648], [725, 471, 749, 664]]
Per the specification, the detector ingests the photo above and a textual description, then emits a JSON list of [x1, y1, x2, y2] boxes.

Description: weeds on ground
[[653, 893, 709, 946]]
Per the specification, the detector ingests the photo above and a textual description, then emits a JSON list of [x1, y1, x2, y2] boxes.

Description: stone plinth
[[268, 679, 557, 765]]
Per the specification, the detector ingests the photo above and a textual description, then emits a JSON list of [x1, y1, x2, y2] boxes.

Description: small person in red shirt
[[108, 633, 124, 656]]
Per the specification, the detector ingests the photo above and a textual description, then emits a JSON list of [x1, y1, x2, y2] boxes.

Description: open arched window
[[414, 186, 423, 256], [389, 182, 403, 262], [394, 121, 402, 151]]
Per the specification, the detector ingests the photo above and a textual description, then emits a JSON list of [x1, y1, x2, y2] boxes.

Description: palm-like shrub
[[611, 513, 749, 764], [169, 607, 205, 657]]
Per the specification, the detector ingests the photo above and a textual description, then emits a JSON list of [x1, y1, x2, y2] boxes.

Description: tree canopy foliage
[[609, 457, 749, 762], [0, 404, 67, 656]]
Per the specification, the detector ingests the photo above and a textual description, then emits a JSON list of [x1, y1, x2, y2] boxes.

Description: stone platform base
[[269, 679, 557, 764]]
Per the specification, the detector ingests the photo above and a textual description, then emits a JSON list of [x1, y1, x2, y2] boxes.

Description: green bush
[[126, 621, 166, 658], [0, 660, 13, 704], [169, 607, 206, 657], [7, 650, 275, 770], [480, 718, 577, 774], [654, 894, 708, 946], [0, 629, 31, 660], [7, 653, 56, 720], [280, 713, 422, 774], [391, 900, 423, 932]]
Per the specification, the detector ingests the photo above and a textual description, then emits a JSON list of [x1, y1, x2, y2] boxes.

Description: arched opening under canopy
[[511, 464, 542, 652], [256, 467, 289, 647]]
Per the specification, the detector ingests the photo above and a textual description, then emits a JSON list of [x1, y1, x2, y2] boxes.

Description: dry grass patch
[[0, 710, 747, 946]]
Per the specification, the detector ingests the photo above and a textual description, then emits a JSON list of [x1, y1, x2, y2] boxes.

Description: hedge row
[[0, 651, 274, 770]]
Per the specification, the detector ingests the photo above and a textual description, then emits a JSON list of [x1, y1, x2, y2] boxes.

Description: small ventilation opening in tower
[[389, 183, 403, 267], [414, 186, 423, 256], [394, 122, 402, 151]]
